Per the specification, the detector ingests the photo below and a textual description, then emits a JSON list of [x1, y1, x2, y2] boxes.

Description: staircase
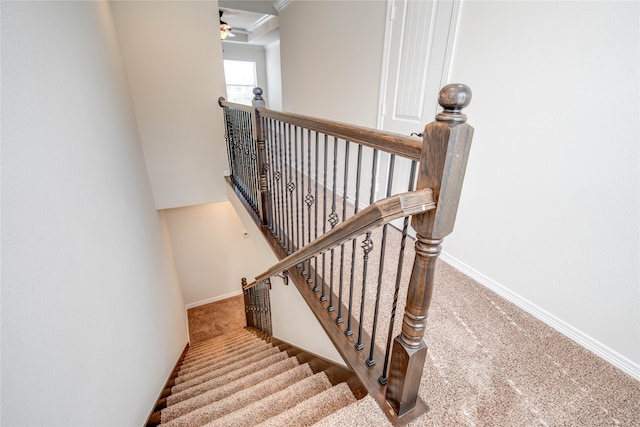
[[147, 328, 365, 427]]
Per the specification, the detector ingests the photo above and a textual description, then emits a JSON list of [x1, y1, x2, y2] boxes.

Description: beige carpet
[[159, 329, 356, 427], [187, 295, 246, 344], [309, 252, 640, 426], [258, 164, 640, 425]]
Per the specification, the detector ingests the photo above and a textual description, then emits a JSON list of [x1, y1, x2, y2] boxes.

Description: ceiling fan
[[219, 10, 235, 40]]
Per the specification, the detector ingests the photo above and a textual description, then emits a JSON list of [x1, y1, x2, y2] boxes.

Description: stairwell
[[147, 328, 368, 427]]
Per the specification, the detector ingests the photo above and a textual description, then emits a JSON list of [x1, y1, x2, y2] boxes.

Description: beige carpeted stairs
[[156, 329, 358, 427]]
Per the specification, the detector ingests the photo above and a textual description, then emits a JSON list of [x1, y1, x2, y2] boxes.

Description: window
[[223, 60, 257, 105]]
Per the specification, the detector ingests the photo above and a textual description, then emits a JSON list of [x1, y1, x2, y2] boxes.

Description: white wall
[[276, 0, 639, 377], [445, 0, 639, 373], [1, 2, 188, 425], [265, 40, 283, 111], [163, 201, 265, 307], [111, 1, 229, 210], [279, 0, 387, 125]]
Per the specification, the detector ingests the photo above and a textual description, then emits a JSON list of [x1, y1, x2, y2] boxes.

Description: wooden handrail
[[218, 97, 254, 113], [244, 188, 435, 290], [258, 108, 423, 162]]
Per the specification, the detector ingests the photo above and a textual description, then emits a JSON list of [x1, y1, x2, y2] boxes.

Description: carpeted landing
[[158, 328, 357, 427]]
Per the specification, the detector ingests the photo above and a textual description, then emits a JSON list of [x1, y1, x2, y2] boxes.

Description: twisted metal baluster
[[336, 140, 350, 324], [355, 148, 379, 351], [345, 144, 363, 337]]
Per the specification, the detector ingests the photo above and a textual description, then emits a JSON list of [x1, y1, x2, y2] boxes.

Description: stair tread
[[256, 382, 357, 427], [162, 363, 314, 425], [172, 348, 285, 393], [182, 335, 262, 365], [310, 394, 392, 427], [201, 372, 334, 427], [168, 351, 290, 403], [175, 345, 278, 384]]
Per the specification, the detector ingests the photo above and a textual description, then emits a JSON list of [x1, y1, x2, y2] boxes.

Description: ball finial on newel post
[[436, 83, 472, 123], [252, 87, 263, 102]]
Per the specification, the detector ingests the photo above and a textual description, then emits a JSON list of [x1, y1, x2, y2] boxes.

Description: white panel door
[[377, 0, 460, 230]]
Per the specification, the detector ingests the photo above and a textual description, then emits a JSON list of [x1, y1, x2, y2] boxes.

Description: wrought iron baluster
[[294, 126, 301, 256], [313, 132, 320, 293], [367, 154, 396, 366], [265, 118, 275, 233], [276, 121, 285, 246], [320, 133, 328, 302], [286, 123, 294, 254], [345, 144, 363, 337], [305, 129, 314, 281], [336, 140, 350, 324], [356, 148, 379, 351], [283, 123, 290, 252], [327, 137, 339, 312], [300, 127, 306, 266], [379, 160, 418, 383]]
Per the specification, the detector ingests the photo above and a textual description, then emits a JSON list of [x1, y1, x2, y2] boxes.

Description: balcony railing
[[219, 84, 474, 425]]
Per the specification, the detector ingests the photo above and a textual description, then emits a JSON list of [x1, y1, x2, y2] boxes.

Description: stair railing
[[219, 84, 474, 425], [241, 277, 272, 340]]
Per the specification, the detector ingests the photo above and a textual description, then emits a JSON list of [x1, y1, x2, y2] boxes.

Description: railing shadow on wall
[[219, 84, 474, 426]]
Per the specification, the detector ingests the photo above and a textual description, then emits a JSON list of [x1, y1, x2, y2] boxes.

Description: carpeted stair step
[[162, 363, 314, 426], [181, 335, 262, 366], [175, 345, 279, 384], [153, 329, 362, 427], [201, 372, 334, 427], [168, 351, 290, 403], [182, 331, 258, 359], [256, 381, 357, 427], [179, 340, 270, 373]]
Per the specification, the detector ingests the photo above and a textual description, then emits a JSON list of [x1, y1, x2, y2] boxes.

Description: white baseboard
[[185, 290, 244, 310], [440, 251, 640, 381]]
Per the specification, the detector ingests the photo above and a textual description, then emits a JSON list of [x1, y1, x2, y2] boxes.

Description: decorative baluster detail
[[275, 121, 284, 245], [305, 129, 315, 281], [265, 118, 275, 232], [345, 144, 363, 337], [386, 84, 474, 417], [355, 232, 374, 351], [367, 154, 396, 367], [287, 124, 296, 254], [327, 137, 339, 312]]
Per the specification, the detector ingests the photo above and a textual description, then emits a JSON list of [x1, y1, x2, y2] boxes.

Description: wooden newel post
[[385, 84, 474, 418], [252, 87, 269, 227]]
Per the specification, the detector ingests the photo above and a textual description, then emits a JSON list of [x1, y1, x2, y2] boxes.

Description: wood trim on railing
[[244, 188, 435, 290], [257, 108, 423, 161], [218, 97, 254, 113]]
